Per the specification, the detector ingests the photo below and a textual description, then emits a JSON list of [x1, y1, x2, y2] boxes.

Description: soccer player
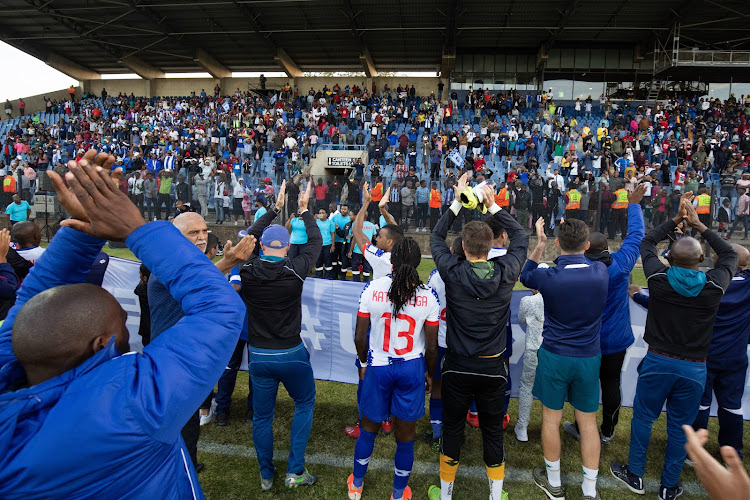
[[426, 237, 465, 450], [347, 237, 440, 500], [521, 217, 609, 500], [428, 174, 529, 500], [344, 183, 404, 438]]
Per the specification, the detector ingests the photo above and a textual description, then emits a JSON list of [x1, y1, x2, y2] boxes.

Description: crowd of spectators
[[1, 82, 750, 247]]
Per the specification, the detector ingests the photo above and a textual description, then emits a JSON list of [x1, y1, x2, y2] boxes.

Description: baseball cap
[[259, 224, 289, 248]]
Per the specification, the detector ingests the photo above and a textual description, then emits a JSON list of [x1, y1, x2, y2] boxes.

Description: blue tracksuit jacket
[[0, 222, 243, 499], [599, 203, 645, 355]]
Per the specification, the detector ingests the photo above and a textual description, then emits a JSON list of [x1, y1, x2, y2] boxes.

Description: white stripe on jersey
[[427, 268, 447, 348], [357, 277, 440, 366], [364, 243, 392, 280]]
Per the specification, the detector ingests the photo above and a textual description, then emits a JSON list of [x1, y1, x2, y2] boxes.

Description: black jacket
[[241, 210, 322, 349], [641, 220, 737, 360], [430, 205, 529, 357]]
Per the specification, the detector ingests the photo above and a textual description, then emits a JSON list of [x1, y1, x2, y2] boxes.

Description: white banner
[[101, 258, 750, 419]]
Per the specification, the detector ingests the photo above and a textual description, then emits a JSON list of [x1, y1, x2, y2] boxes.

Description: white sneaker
[[200, 399, 217, 426], [515, 425, 528, 442]]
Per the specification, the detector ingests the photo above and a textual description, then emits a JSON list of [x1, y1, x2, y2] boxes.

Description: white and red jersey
[[363, 242, 392, 279], [426, 269, 447, 348], [357, 276, 440, 366]]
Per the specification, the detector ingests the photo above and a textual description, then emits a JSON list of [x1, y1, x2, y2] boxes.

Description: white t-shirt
[[363, 243, 392, 280], [357, 277, 440, 366], [427, 269, 447, 348], [16, 246, 45, 265]]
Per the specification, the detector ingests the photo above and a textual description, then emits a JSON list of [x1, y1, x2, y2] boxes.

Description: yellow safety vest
[[566, 190, 581, 210], [613, 189, 628, 209], [696, 194, 711, 214]]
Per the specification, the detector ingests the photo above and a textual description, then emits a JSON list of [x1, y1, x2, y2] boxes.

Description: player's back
[[358, 276, 439, 366]]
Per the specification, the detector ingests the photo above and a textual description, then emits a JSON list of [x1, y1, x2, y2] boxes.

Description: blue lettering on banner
[[101, 258, 750, 419]]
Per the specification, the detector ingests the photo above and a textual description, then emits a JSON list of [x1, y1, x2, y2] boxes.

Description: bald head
[[669, 237, 704, 269], [173, 212, 208, 252], [587, 232, 608, 254], [729, 244, 749, 269], [11, 221, 41, 249], [12, 283, 129, 386]]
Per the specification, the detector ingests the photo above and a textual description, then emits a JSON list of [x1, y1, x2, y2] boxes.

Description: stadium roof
[[1, 0, 749, 80]]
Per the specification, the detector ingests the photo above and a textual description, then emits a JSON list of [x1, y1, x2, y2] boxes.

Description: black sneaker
[[658, 483, 683, 500], [216, 412, 229, 426], [245, 409, 254, 422], [610, 462, 644, 494], [195, 463, 205, 474], [533, 466, 565, 500]]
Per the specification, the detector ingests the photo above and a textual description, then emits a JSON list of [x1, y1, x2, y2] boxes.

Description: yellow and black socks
[[439, 454, 459, 500], [487, 462, 505, 500]]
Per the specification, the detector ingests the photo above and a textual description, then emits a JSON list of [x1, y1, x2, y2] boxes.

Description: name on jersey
[[371, 290, 429, 307]]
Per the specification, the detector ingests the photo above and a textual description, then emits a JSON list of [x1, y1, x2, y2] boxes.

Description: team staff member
[[345, 185, 403, 438], [331, 204, 351, 278], [240, 182, 322, 491], [0, 152, 245, 498], [347, 237, 440, 500], [521, 218, 609, 500], [565, 185, 646, 445], [428, 173, 529, 500], [692, 244, 750, 459], [611, 193, 737, 500]]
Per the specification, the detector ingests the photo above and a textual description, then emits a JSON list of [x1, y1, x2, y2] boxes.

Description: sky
[[0, 42, 77, 102]]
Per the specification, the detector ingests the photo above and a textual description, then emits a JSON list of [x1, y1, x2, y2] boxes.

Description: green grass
[[196, 374, 745, 499]]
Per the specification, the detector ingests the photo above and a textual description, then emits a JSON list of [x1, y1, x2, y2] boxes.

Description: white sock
[[544, 458, 561, 488], [488, 478, 504, 500], [582, 465, 598, 497], [440, 479, 454, 500]]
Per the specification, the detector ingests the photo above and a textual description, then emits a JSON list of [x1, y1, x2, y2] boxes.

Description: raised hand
[[379, 187, 390, 209], [628, 184, 647, 204], [362, 181, 372, 204], [454, 172, 469, 199], [298, 180, 312, 211], [59, 151, 144, 241], [682, 199, 702, 229], [0, 229, 10, 263], [534, 217, 547, 245], [48, 149, 115, 223], [480, 184, 496, 210], [222, 235, 257, 266], [275, 180, 286, 210], [683, 425, 750, 500]]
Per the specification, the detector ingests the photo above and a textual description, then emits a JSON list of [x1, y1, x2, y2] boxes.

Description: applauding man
[[0, 150, 246, 498]]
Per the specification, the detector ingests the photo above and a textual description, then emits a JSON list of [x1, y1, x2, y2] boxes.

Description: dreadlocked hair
[[388, 237, 423, 316]]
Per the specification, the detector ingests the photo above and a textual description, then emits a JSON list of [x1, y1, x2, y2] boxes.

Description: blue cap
[[260, 224, 290, 248]]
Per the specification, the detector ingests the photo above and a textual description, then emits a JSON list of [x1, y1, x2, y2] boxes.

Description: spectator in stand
[[727, 188, 750, 240]]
